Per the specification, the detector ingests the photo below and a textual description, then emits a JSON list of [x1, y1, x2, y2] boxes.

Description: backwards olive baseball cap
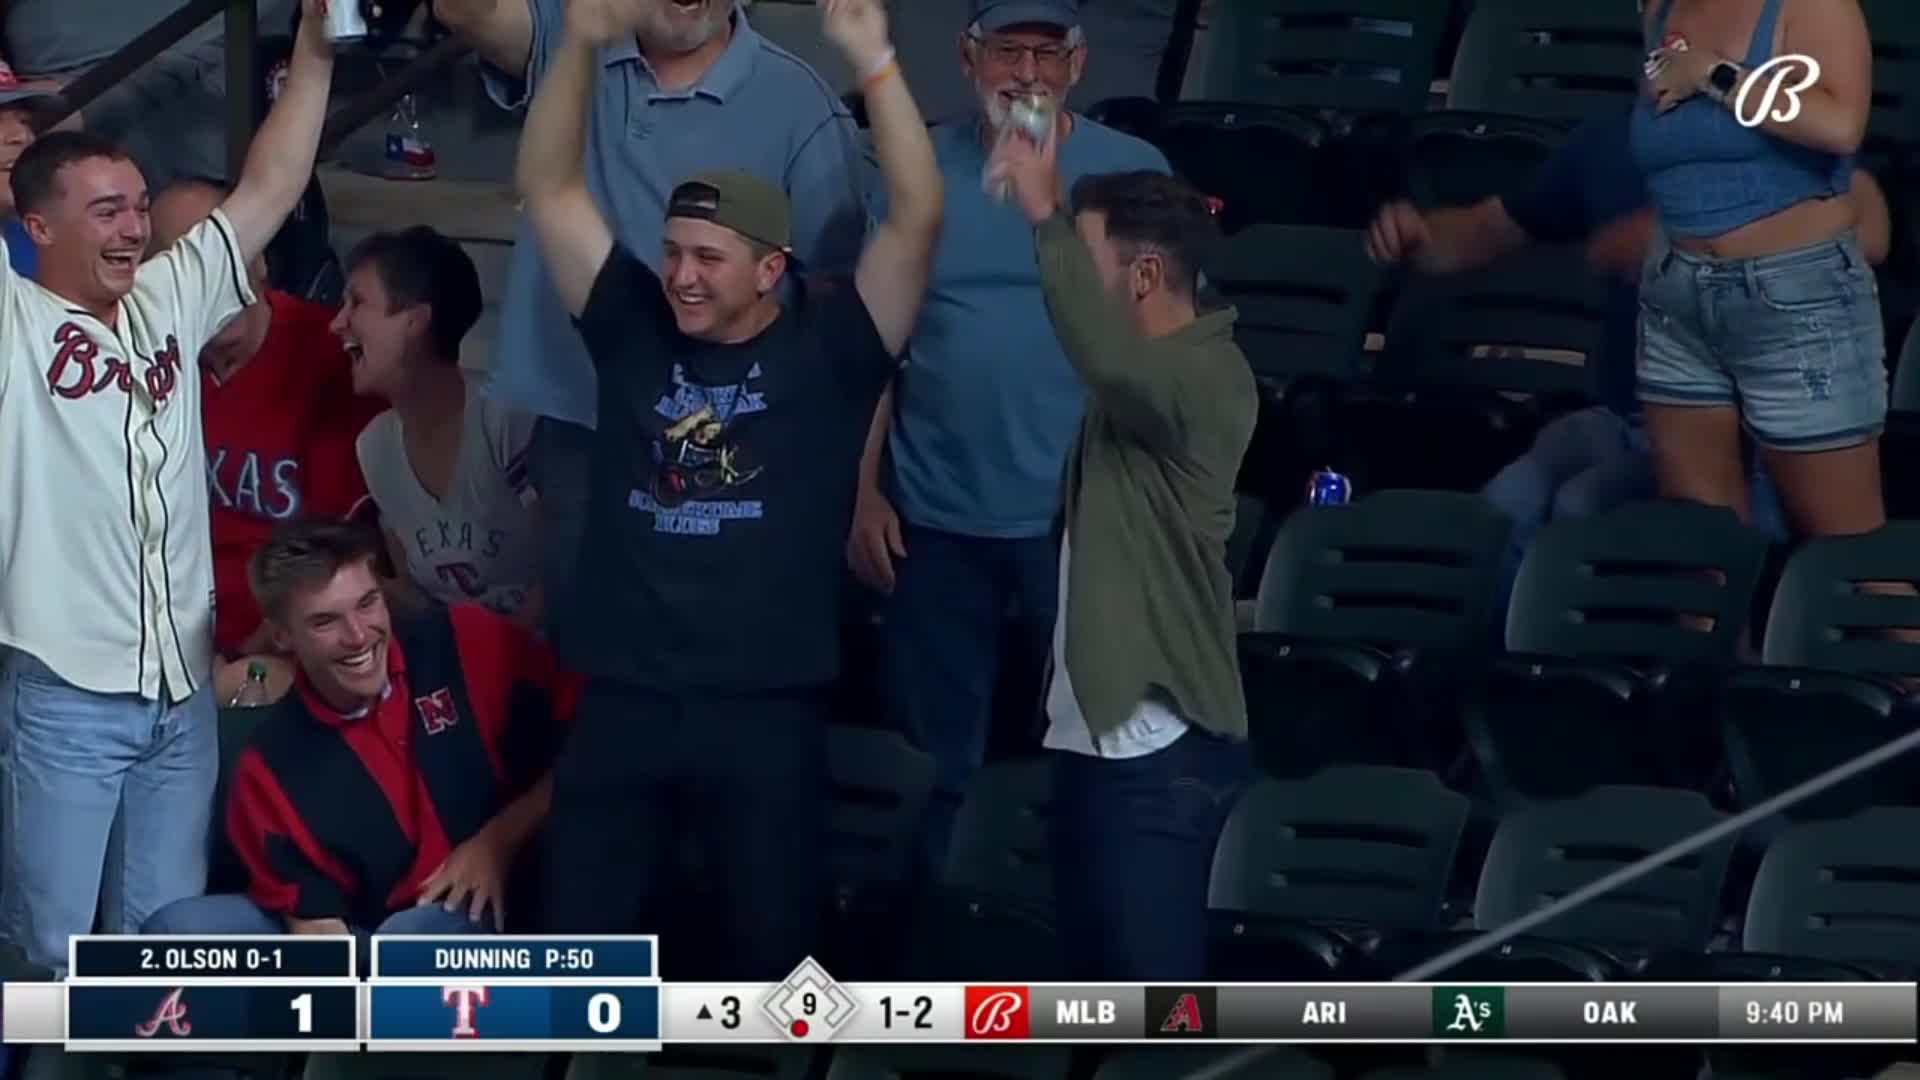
[[666, 170, 793, 254]]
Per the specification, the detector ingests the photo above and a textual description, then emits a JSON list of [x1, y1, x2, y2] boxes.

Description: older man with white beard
[[844, 0, 1170, 881], [433, 0, 867, 674]]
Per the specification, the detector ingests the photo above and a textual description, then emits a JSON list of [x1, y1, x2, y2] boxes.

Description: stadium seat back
[[1402, 111, 1565, 210], [1476, 786, 1736, 953], [1862, 0, 1920, 156], [1150, 102, 1330, 230], [1744, 807, 1920, 975], [1204, 0, 1450, 117], [1446, 0, 1646, 123], [565, 1046, 813, 1079], [1377, 247, 1610, 401], [1719, 668, 1917, 822], [1254, 490, 1511, 651], [1360, 1055, 1568, 1080], [1763, 523, 1920, 677], [1209, 224, 1386, 386], [1507, 501, 1769, 666], [1890, 320, 1920, 413], [824, 1046, 1071, 1080], [1210, 767, 1471, 929], [941, 760, 1052, 909], [1094, 1047, 1333, 1080]]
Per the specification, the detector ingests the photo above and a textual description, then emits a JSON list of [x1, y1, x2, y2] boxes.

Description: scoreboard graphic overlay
[[368, 935, 661, 1052], [61, 935, 360, 1051], [3, 944, 1915, 1049]]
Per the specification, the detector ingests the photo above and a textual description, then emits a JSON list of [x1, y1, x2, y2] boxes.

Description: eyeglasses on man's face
[[969, 34, 1078, 70]]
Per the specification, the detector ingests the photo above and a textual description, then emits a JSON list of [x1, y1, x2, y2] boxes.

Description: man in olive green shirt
[[988, 134, 1256, 980]]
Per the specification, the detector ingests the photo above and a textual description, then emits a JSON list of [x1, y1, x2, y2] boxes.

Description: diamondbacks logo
[[415, 688, 459, 735], [443, 986, 489, 1037], [134, 988, 192, 1037], [1145, 986, 1216, 1038], [963, 986, 1029, 1039]]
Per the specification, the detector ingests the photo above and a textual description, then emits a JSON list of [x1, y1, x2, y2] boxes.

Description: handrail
[[36, 0, 232, 130]]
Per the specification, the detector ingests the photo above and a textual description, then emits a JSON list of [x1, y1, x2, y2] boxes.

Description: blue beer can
[[1307, 468, 1352, 506]]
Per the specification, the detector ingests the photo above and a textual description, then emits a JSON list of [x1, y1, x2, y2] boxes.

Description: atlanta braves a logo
[[415, 688, 459, 735], [134, 988, 192, 1037], [46, 323, 184, 404]]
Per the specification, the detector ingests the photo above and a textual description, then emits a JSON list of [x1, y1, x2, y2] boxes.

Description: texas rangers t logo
[[444, 986, 489, 1037], [134, 988, 192, 1037]]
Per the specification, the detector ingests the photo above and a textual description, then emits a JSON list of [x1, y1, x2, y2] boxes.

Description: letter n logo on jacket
[[415, 688, 459, 735]]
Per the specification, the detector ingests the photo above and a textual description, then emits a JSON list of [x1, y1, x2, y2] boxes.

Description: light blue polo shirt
[[482, 0, 867, 429], [880, 114, 1169, 539]]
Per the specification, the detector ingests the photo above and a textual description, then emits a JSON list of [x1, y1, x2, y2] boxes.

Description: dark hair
[[1068, 170, 1218, 298], [345, 225, 484, 363], [10, 130, 134, 218], [250, 517, 386, 620]]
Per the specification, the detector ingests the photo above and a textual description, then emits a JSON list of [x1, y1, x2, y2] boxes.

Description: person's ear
[[1132, 252, 1163, 301]]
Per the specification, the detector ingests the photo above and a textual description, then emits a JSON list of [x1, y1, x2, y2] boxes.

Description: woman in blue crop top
[[1630, 0, 1885, 541]]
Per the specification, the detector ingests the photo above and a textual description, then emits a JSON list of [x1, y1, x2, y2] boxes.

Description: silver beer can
[[1008, 93, 1055, 142], [324, 0, 368, 43]]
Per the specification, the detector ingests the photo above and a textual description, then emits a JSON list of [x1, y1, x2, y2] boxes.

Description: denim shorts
[[1637, 231, 1887, 451]]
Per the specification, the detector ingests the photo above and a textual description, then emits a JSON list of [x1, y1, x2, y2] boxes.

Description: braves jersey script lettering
[[0, 210, 255, 701]]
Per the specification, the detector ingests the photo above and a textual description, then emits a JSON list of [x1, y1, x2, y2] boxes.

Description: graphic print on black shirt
[[639, 362, 765, 528]]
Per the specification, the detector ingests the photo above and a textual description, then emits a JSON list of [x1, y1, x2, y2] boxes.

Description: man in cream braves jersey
[[0, 0, 340, 974]]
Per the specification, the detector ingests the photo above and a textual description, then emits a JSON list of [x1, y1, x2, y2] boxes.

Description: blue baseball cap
[[971, 0, 1080, 32]]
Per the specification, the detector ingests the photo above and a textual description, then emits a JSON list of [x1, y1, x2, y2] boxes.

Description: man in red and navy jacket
[[143, 517, 583, 942]]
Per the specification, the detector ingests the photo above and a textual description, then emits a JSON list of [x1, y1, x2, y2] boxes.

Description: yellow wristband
[[861, 48, 897, 89]]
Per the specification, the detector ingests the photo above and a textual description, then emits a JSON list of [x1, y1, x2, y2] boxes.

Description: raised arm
[[219, 0, 335, 265], [825, 0, 940, 358], [513, 0, 618, 317], [432, 0, 535, 76]]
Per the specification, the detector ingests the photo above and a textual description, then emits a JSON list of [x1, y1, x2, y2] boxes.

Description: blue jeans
[[144, 893, 491, 973], [0, 650, 216, 975], [1639, 231, 1887, 451], [1048, 728, 1251, 981], [883, 524, 1057, 876], [1482, 406, 1788, 631]]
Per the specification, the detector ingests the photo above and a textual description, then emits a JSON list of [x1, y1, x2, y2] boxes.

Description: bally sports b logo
[[963, 987, 1029, 1039], [1735, 54, 1820, 128]]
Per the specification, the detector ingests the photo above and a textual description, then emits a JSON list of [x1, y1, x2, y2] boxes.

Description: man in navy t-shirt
[[1364, 106, 1891, 616]]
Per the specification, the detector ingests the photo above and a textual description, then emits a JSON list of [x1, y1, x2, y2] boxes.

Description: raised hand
[[984, 119, 1063, 225], [565, 0, 642, 46], [297, 0, 339, 55], [823, 0, 892, 74]]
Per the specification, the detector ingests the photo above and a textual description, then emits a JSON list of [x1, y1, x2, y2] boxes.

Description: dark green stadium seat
[[1401, 111, 1566, 210], [1744, 808, 1920, 977], [1207, 767, 1470, 979], [1204, 0, 1451, 117], [1148, 103, 1332, 231], [1360, 1057, 1567, 1080], [306, 1053, 545, 1080], [566, 1047, 814, 1079], [1466, 502, 1769, 807], [1094, 1047, 1332, 1080], [1246, 491, 1509, 777], [1445, 0, 1646, 123], [822, 726, 937, 977], [1208, 224, 1386, 387], [1891, 321, 1920, 413], [824, 1046, 1071, 1080], [1474, 786, 1737, 963], [1368, 246, 1610, 481], [1722, 525, 1920, 821], [909, 761, 1061, 981], [20, 1050, 124, 1080], [1861, 0, 1920, 155]]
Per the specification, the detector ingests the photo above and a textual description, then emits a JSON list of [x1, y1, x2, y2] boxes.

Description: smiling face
[[637, 0, 730, 53], [660, 216, 784, 342], [331, 261, 424, 399], [23, 153, 149, 310], [270, 555, 392, 713], [961, 23, 1086, 131]]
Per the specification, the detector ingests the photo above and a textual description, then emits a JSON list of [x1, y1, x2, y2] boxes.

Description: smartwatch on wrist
[[1708, 60, 1742, 102]]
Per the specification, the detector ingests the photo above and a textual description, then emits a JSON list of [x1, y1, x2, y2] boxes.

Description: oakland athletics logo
[[1734, 54, 1821, 128]]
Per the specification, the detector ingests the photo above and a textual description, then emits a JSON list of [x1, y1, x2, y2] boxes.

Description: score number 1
[[291, 993, 312, 1033]]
